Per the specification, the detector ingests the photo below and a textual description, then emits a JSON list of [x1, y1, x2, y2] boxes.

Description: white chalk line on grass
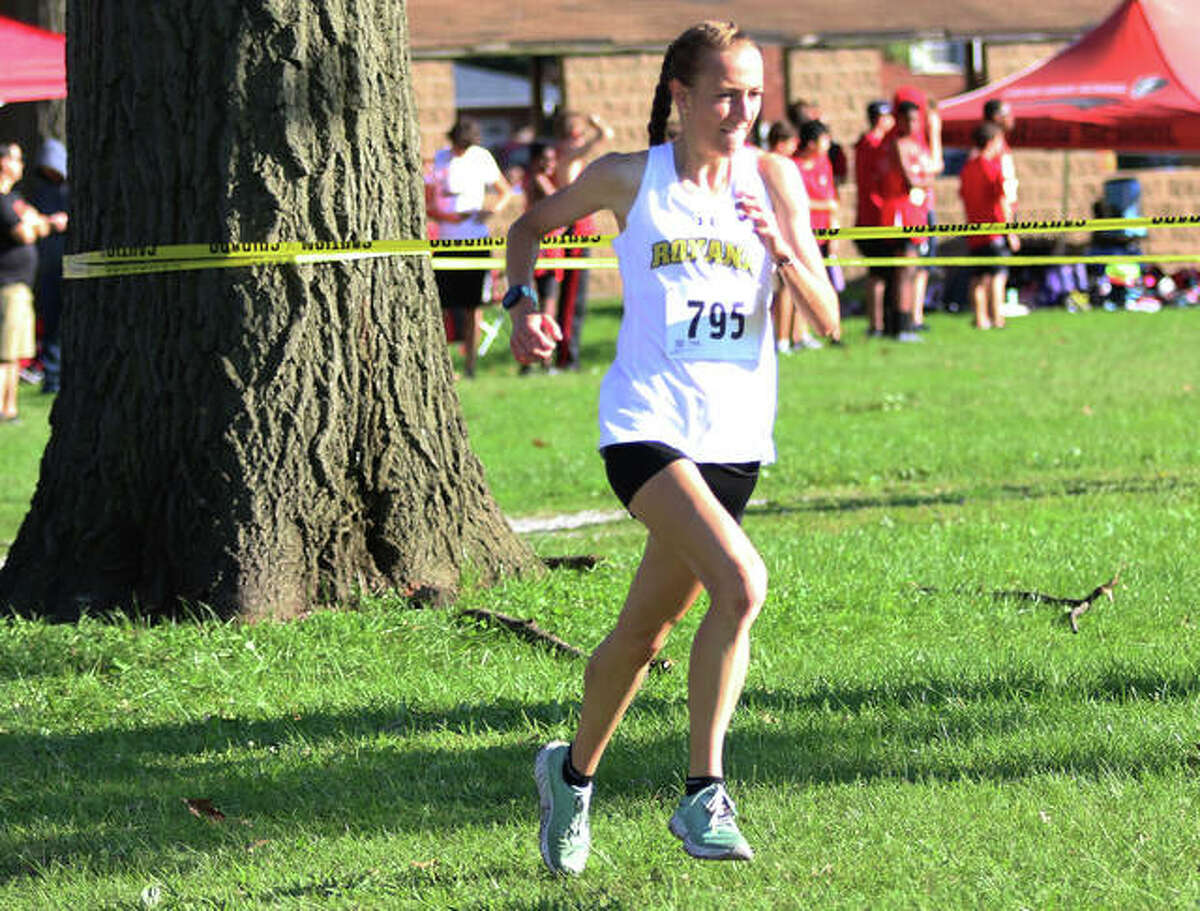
[[506, 508, 627, 534], [506, 498, 768, 534]]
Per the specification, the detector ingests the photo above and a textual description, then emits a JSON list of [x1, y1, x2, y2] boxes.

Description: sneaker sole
[[668, 815, 754, 861], [534, 741, 581, 876]]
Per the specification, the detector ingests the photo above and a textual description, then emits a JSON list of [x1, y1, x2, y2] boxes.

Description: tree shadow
[[748, 472, 1197, 518], [2, 663, 1195, 883]]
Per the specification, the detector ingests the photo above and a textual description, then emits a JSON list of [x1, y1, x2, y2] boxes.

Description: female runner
[[503, 21, 839, 874]]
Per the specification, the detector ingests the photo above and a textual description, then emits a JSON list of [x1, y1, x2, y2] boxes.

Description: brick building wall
[[411, 60, 456, 163], [559, 52, 666, 297], [785, 47, 882, 154]]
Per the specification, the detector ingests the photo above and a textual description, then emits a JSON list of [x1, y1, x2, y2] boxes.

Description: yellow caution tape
[[63, 216, 1200, 280], [332, 254, 1200, 271], [829, 254, 1200, 268]]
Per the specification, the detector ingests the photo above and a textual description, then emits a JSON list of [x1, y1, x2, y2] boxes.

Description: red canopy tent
[[0, 15, 66, 105], [939, 0, 1200, 150]]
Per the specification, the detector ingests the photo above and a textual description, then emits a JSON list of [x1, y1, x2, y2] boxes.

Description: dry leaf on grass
[[183, 797, 226, 822]]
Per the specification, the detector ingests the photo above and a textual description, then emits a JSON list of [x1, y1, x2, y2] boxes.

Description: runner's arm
[[505, 151, 642, 363], [751, 152, 841, 339]]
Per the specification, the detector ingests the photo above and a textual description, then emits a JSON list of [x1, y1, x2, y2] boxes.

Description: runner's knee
[[709, 551, 767, 626]]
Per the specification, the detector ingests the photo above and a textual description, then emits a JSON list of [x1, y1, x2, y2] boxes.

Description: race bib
[[665, 285, 765, 362]]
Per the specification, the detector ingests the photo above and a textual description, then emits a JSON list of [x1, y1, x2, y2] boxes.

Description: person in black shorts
[[504, 21, 840, 875], [602, 441, 759, 522]]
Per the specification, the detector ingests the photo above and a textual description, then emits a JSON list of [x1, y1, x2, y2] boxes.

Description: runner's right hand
[[509, 304, 563, 365]]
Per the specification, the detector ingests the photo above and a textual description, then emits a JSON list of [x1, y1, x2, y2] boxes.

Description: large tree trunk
[[0, 0, 68, 153], [0, 0, 540, 621]]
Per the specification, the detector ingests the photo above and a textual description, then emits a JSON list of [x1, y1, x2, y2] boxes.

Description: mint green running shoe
[[668, 782, 754, 861], [534, 741, 592, 875]]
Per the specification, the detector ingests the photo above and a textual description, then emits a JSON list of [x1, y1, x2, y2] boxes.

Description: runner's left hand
[[735, 193, 788, 262]]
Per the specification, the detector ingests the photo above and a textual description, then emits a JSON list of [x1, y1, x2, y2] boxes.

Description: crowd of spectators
[[752, 89, 1025, 344], [424, 92, 1029, 376], [0, 139, 69, 424], [425, 111, 613, 378]]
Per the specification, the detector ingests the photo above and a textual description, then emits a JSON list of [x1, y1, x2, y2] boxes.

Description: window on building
[[908, 40, 967, 75], [454, 56, 561, 155], [1116, 153, 1200, 170]]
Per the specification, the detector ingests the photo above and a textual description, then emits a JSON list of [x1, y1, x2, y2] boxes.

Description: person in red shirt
[[959, 121, 1019, 329], [878, 101, 938, 341], [853, 100, 894, 335], [891, 89, 944, 332], [788, 119, 839, 350], [796, 120, 838, 235], [983, 99, 1019, 213]]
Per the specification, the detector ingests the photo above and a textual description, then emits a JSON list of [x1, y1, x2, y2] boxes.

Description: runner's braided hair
[[647, 21, 754, 146]]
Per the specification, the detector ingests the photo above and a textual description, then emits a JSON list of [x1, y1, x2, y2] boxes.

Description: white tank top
[[598, 142, 778, 464]]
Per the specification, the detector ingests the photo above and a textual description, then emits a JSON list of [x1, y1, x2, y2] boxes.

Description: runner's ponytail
[[647, 57, 675, 146]]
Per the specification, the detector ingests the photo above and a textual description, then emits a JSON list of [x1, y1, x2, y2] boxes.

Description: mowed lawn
[[1, 302, 1199, 909]]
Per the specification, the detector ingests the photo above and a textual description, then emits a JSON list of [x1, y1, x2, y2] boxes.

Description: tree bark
[[0, 0, 540, 621]]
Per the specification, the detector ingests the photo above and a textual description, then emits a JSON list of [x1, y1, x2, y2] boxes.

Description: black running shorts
[[601, 441, 759, 523]]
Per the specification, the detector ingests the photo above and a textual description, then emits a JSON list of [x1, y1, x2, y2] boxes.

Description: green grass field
[[2, 303, 1199, 909]]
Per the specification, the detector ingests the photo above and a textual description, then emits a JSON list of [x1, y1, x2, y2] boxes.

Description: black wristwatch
[[502, 283, 539, 310]]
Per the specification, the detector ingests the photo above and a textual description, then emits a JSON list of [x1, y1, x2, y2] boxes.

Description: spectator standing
[[1, 142, 65, 423], [26, 138, 69, 394], [983, 99, 1019, 214], [522, 141, 564, 371], [786, 98, 819, 132], [791, 119, 842, 350], [853, 100, 894, 336], [878, 101, 937, 341], [426, 117, 513, 378], [765, 118, 798, 157], [891, 89, 943, 331], [913, 102, 943, 332], [553, 111, 614, 370], [959, 122, 1018, 329]]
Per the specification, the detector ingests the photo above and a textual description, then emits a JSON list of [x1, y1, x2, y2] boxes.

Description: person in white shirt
[[425, 118, 512, 377], [504, 21, 838, 875]]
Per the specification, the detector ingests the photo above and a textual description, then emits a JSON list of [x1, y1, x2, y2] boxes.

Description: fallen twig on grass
[[993, 569, 1122, 633], [1064, 569, 1122, 633], [459, 607, 586, 658], [457, 606, 671, 673], [183, 797, 225, 822], [542, 554, 604, 571], [918, 568, 1122, 633]]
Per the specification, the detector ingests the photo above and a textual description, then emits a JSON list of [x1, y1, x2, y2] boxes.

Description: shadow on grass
[[253, 865, 622, 908], [2, 662, 1197, 883], [750, 473, 1198, 518]]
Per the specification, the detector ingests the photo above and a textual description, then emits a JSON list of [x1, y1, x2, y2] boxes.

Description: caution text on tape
[[63, 215, 1200, 279]]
